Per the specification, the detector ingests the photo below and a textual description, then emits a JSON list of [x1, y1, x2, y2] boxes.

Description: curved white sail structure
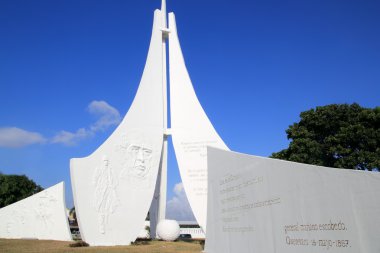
[[168, 13, 229, 231], [70, 9, 165, 246], [0, 182, 72, 241]]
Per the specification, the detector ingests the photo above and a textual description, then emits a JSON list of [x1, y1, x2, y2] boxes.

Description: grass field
[[0, 239, 204, 253]]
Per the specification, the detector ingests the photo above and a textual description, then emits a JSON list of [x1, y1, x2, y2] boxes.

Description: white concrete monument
[[71, 8, 165, 246], [169, 13, 228, 231], [205, 147, 380, 253], [70, 0, 227, 246], [69, 0, 380, 249], [0, 182, 72, 241]]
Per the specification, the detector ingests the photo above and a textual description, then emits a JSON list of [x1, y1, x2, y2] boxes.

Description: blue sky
[[0, 0, 379, 220]]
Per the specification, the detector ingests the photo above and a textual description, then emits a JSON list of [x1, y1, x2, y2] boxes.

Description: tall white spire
[[147, 0, 169, 239], [161, 0, 167, 28]]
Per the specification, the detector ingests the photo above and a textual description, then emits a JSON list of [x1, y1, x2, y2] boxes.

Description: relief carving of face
[[127, 144, 153, 178]]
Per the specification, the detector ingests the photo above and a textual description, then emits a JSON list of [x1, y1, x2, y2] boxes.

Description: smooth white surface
[[159, 0, 168, 226], [205, 147, 380, 253], [0, 182, 72, 241], [149, 140, 168, 239], [156, 219, 180, 241], [70, 9, 165, 246], [149, 1, 168, 238], [168, 12, 228, 232]]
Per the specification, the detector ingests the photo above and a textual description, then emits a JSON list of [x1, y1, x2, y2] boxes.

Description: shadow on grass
[[69, 240, 89, 247]]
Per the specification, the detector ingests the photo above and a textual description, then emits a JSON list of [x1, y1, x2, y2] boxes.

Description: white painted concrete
[[70, 9, 165, 246], [70, 2, 230, 245], [0, 182, 72, 241], [168, 12, 229, 232], [148, 0, 168, 239], [205, 147, 380, 253]]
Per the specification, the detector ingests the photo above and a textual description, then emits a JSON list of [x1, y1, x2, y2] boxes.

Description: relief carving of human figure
[[35, 192, 56, 231], [93, 156, 119, 234]]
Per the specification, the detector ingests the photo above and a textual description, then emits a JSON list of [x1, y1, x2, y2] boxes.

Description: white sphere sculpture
[[156, 219, 180, 241]]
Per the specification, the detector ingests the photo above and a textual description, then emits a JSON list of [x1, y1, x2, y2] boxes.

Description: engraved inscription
[[180, 140, 218, 157], [179, 140, 219, 197], [283, 220, 351, 250], [217, 172, 281, 233]]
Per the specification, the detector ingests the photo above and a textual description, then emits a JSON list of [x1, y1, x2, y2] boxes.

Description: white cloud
[[51, 128, 90, 146], [166, 182, 196, 221], [0, 127, 46, 148], [88, 100, 121, 132], [52, 100, 121, 146], [174, 183, 184, 196], [0, 101, 121, 148]]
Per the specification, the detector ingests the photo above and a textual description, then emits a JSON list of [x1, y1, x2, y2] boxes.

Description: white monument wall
[[205, 147, 380, 253], [169, 12, 228, 231], [70, 9, 165, 246], [0, 182, 72, 241]]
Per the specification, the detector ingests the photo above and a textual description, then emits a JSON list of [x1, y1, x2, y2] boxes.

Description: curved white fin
[[70, 10, 164, 246], [168, 12, 229, 231]]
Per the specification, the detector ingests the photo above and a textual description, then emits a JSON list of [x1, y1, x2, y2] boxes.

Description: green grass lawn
[[0, 239, 204, 253]]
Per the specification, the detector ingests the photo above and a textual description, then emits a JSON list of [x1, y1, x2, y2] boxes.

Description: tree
[[271, 103, 380, 171], [0, 173, 44, 208]]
